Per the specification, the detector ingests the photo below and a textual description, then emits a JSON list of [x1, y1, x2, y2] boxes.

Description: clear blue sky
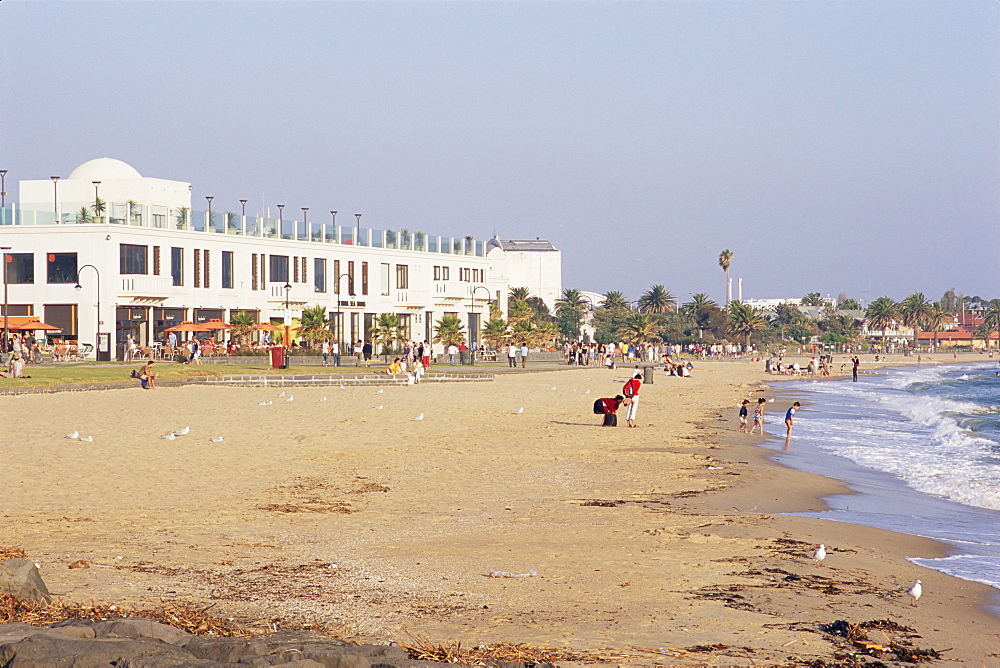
[[2, 1, 997, 306]]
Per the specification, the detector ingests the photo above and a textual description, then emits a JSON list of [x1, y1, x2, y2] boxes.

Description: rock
[[92, 617, 191, 644], [0, 634, 214, 667], [0, 558, 52, 604], [68, 559, 90, 569]]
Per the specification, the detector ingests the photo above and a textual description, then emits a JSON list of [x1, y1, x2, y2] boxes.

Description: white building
[[742, 297, 836, 312], [2, 158, 562, 359]]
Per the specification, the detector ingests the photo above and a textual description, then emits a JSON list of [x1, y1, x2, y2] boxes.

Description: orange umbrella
[[202, 318, 231, 330], [256, 323, 285, 332], [9, 320, 62, 331], [165, 321, 214, 333]]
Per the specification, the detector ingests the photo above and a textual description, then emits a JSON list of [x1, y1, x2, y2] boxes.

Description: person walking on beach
[[622, 372, 642, 428], [737, 399, 750, 433], [507, 343, 518, 368], [784, 402, 800, 436], [321, 340, 330, 367], [362, 340, 373, 367], [520, 344, 529, 368], [852, 356, 860, 382], [749, 398, 766, 435]]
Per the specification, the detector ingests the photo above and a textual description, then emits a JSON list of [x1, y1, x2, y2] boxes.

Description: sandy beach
[[3, 355, 999, 665]]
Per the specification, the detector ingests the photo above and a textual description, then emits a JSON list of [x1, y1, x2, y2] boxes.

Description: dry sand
[[2, 355, 999, 665]]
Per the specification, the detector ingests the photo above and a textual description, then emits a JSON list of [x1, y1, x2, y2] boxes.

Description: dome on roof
[[67, 158, 142, 181]]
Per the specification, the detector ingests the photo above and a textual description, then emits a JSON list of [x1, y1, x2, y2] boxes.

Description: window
[[193, 249, 201, 288], [251, 253, 258, 290], [5, 253, 33, 284], [314, 258, 327, 293], [119, 244, 148, 275], [222, 251, 234, 289], [270, 255, 289, 283], [433, 265, 450, 281], [395, 264, 409, 289], [333, 260, 342, 294], [47, 252, 77, 284], [293, 256, 299, 283], [203, 249, 210, 288], [153, 246, 161, 275], [347, 260, 355, 295], [171, 248, 184, 286], [361, 261, 368, 295], [301, 257, 308, 284]]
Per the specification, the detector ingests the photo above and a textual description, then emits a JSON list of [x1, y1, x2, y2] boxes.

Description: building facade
[[2, 159, 562, 359]]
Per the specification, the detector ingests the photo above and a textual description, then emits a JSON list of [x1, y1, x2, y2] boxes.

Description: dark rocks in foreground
[[0, 619, 544, 667]]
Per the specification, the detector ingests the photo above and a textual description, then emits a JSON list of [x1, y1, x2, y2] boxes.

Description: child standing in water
[[785, 401, 801, 435], [749, 397, 766, 435], [737, 399, 750, 433]]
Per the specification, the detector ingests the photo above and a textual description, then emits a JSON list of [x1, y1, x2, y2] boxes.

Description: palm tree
[[229, 311, 258, 346], [839, 298, 861, 310], [92, 197, 106, 219], [682, 293, 718, 340], [620, 314, 661, 344], [865, 296, 899, 353], [801, 292, 824, 307], [718, 249, 734, 305], [126, 200, 142, 224], [75, 206, 93, 224], [726, 300, 766, 345], [898, 293, 932, 348], [371, 313, 402, 359], [638, 284, 676, 314], [555, 288, 589, 339], [480, 317, 509, 349], [922, 304, 951, 349], [983, 300, 1000, 350], [601, 291, 629, 310], [297, 305, 331, 347], [433, 313, 466, 348]]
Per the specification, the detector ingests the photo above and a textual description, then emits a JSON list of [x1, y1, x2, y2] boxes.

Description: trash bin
[[459, 349, 472, 365], [642, 365, 654, 384], [269, 345, 286, 369]]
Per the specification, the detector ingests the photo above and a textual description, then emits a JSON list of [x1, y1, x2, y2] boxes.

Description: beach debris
[[64, 431, 79, 439], [707, 465, 725, 470], [584, 390, 590, 394], [67, 560, 89, 570], [373, 405, 384, 410], [284, 395, 294, 402], [812, 544, 826, 567], [258, 401, 272, 406], [319, 397, 327, 402], [210, 437, 224, 443], [515, 407, 524, 414], [174, 427, 190, 436], [907, 579, 921, 605], [412, 413, 424, 421], [79, 436, 93, 442], [819, 619, 943, 662], [487, 568, 538, 578], [550, 386, 557, 391], [375, 388, 384, 394], [399, 633, 606, 665], [160, 433, 177, 440]]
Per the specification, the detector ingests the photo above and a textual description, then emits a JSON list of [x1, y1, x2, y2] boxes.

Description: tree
[[297, 305, 331, 347], [126, 200, 142, 224], [726, 300, 766, 345], [601, 291, 629, 310], [175, 207, 190, 228], [480, 317, 509, 349], [898, 293, 932, 347], [984, 300, 1000, 350], [229, 311, 258, 346], [940, 289, 959, 313], [74, 206, 93, 224], [682, 293, 718, 340], [865, 296, 899, 353], [92, 197, 106, 219], [838, 298, 861, 310], [638, 284, 676, 314], [433, 313, 466, 348], [508, 286, 531, 302], [718, 249, 734, 305], [555, 288, 588, 339], [801, 292, 824, 306], [620, 314, 660, 344], [372, 313, 402, 359], [922, 304, 951, 349]]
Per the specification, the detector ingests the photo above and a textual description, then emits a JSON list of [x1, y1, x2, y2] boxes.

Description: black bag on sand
[[603, 413, 617, 427], [593, 399, 606, 414]]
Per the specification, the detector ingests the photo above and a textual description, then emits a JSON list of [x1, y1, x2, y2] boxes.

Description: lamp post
[[0, 169, 8, 209], [74, 264, 104, 361], [301, 207, 309, 240], [1, 246, 10, 355], [50, 176, 60, 223], [335, 272, 354, 366], [354, 213, 362, 245], [283, 282, 292, 369], [205, 196, 214, 231], [277, 204, 285, 238], [329, 210, 337, 243], [469, 285, 492, 365], [239, 199, 247, 216]]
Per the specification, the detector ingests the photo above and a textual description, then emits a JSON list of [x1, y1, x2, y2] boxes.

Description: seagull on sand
[[319, 397, 328, 402], [812, 544, 826, 567], [373, 405, 384, 410], [412, 413, 424, 421], [174, 427, 190, 436], [907, 580, 922, 606], [278, 391, 285, 397], [285, 395, 294, 402], [79, 436, 93, 442], [258, 400, 273, 406], [65, 431, 79, 440], [161, 433, 176, 440], [210, 437, 224, 443], [515, 407, 524, 414], [340, 385, 346, 390], [550, 386, 557, 391], [375, 388, 384, 394]]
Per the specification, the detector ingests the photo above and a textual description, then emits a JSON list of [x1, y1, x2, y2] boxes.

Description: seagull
[[375, 389, 384, 394], [258, 401, 272, 406], [161, 433, 176, 440], [319, 397, 327, 402], [584, 390, 591, 394], [210, 437, 224, 443], [515, 407, 524, 414], [174, 427, 190, 436], [340, 385, 346, 390], [278, 391, 285, 397], [907, 580, 922, 606], [373, 405, 384, 410], [65, 431, 79, 440], [769, 398, 775, 403], [550, 387, 557, 391], [285, 395, 294, 402], [812, 544, 826, 567], [79, 436, 93, 442], [412, 413, 424, 421]]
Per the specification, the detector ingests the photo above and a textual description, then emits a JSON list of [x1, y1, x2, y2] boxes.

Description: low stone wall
[[204, 372, 493, 387]]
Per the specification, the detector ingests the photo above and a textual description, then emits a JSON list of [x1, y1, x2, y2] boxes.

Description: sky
[[1, 0, 997, 307]]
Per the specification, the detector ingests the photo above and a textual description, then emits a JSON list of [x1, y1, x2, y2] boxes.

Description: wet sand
[[2, 354, 998, 665]]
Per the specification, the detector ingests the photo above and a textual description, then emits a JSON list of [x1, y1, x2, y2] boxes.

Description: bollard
[[642, 365, 653, 384]]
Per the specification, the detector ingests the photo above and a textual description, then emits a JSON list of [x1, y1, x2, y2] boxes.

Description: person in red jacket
[[597, 395, 624, 427], [622, 372, 642, 428]]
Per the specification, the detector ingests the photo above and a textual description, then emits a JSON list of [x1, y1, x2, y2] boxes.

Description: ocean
[[758, 361, 1000, 606]]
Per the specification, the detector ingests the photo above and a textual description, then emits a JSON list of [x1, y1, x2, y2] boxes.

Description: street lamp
[[335, 272, 354, 366], [74, 264, 104, 361], [239, 199, 247, 216], [470, 285, 492, 365], [205, 196, 214, 231], [50, 176, 60, 223], [1, 246, 10, 354], [0, 170, 8, 209], [301, 207, 309, 239], [283, 282, 292, 369], [277, 204, 285, 237], [354, 213, 362, 245]]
